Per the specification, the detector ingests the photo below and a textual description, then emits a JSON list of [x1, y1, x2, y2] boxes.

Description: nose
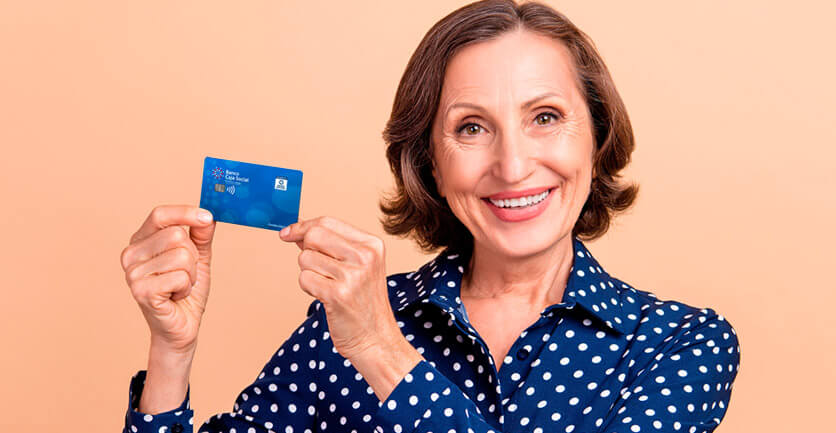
[[491, 127, 536, 185]]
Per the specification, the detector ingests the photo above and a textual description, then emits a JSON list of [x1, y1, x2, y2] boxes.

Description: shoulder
[[381, 250, 455, 313], [383, 269, 427, 312], [609, 275, 740, 354]]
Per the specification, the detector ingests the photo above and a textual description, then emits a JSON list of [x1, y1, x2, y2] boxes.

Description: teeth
[[489, 189, 551, 208]]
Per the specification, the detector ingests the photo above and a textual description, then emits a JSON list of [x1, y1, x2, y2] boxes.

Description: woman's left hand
[[278, 216, 404, 362]]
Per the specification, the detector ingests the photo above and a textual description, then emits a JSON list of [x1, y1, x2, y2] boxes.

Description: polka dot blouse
[[123, 236, 741, 433]]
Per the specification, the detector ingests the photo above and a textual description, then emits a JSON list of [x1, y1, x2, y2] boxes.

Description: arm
[[123, 301, 325, 433], [369, 308, 741, 433], [347, 325, 502, 433], [373, 358, 503, 433], [597, 308, 741, 433]]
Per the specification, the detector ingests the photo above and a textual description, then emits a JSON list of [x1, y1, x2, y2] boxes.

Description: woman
[[120, 1, 740, 432]]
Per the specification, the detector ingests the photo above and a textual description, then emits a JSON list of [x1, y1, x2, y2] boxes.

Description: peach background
[[1, 0, 833, 431]]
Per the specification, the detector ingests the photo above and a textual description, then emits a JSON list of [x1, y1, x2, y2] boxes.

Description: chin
[[482, 224, 568, 260]]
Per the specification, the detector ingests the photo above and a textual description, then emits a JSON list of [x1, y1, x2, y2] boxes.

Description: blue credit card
[[199, 156, 303, 231]]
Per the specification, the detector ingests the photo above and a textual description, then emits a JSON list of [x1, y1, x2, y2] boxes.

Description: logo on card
[[211, 167, 225, 180], [274, 177, 287, 191]]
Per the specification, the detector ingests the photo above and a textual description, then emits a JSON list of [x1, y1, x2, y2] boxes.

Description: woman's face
[[431, 28, 595, 260]]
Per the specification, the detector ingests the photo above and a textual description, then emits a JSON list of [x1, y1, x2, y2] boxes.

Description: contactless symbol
[[228, 185, 236, 195], [211, 167, 225, 180], [274, 176, 287, 191]]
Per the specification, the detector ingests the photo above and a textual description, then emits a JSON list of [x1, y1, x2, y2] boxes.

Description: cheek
[[435, 141, 491, 193], [541, 144, 590, 181], [544, 123, 595, 177]]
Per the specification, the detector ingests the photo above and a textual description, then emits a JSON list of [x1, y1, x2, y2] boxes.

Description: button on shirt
[[123, 236, 741, 433]]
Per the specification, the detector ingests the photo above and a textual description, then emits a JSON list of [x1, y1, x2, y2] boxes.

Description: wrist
[[138, 341, 195, 414], [148, 340, 195, 372], [150, 335, 198, 358]]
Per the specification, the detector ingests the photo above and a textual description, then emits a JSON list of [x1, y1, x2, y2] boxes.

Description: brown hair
[[379, 0, 639, 258]]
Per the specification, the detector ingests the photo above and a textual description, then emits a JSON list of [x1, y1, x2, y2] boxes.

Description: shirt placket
[[496, 306, 578, 428], [426, 278, 507, 428]]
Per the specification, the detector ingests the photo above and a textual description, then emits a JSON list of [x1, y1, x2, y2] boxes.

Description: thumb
[[190, 220, 216, 256]]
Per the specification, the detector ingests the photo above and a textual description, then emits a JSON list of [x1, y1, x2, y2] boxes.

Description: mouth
[[481, 187, 556, 209], [481, 187, 557, 223]]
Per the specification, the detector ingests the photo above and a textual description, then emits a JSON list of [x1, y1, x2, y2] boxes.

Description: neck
[[461, 235, 574, 309]]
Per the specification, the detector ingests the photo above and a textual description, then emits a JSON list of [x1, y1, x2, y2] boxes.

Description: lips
[[483, 186, 554, 200], [482, 186, 557, 222]]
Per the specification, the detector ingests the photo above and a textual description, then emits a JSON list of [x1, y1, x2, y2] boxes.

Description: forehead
[[440, 29, 582, 108]]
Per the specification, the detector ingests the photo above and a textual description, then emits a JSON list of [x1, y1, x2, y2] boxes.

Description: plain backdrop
[[1, 1, 833, 431]]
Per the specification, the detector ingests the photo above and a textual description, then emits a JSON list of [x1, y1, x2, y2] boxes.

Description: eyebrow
[[445, 91, 564, 117]]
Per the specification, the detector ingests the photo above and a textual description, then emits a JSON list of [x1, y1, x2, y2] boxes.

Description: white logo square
[[274, 177, 287, 191]]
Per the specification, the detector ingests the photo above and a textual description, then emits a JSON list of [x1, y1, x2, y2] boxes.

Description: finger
[[131, 205, 214, 244], [298, 268, 333, 301], [317, 216, 379, 244], [122, 225, 199, 271], [298, 248, 344, 280], [278, 217, 312, 242], [125, 247, 198, 288], [281, 216, 370, 245], [295, 224, 361, 263], [170, 277, 194, 302], [132, 270, 192, 307]]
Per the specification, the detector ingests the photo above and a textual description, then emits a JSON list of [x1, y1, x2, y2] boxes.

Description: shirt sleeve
[[599, 307, 741, 433], [123, 300, 325, 433], [373, 360, 501, 433], [374, 308, 740, 433]]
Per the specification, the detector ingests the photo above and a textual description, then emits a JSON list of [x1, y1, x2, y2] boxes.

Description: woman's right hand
[[120, 204, 216, 356]]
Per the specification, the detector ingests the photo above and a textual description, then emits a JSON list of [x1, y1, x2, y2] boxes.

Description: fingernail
[[198, 210, 213, 223], [280, 226, 290, 237]]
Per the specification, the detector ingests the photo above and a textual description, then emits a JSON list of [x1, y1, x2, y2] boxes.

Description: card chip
[[214, 183, 226, 193]]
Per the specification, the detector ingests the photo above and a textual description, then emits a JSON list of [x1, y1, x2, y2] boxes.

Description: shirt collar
[[390, 236, 637, 335]]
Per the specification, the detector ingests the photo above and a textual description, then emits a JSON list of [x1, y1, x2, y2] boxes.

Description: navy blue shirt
[[123, 236, 741, 433]]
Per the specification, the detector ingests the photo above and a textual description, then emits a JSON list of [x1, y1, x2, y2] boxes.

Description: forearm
[[371, 359, 503, 433], [138, 341, 195, 414]]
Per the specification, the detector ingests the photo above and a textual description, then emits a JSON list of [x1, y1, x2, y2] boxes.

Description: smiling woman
[[379, 4, 639, 261], [433, 29, 601, 262], [121, 1, 740, 433]]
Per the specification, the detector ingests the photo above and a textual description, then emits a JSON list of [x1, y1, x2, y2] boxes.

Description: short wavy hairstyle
[[379, 0, 639, 258]]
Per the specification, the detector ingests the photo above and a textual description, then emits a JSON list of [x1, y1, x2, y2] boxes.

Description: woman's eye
[[458, 123, 483, 136], [457, 111, 559, 136], [535, 111, 560, 125]]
